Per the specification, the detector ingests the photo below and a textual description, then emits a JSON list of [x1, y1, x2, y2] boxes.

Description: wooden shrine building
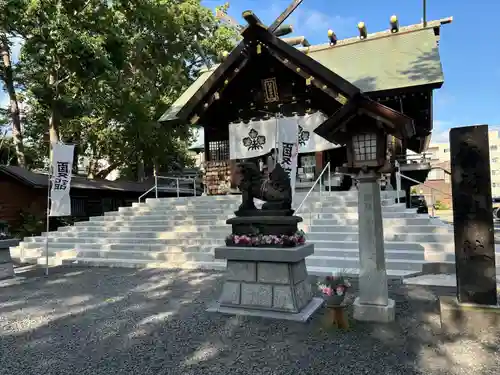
[[160, 12, 452, 195]]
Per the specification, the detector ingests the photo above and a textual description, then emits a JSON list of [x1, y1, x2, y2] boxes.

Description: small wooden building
[[160, 15, 452, 195], [0, 165, 199, 230]]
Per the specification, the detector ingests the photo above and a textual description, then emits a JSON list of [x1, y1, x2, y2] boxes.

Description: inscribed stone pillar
[[450, 125, 498, 306], [353, 171, 395, 322]]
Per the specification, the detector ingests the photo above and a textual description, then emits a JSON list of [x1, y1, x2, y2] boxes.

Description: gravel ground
[[0, 266, 499, 375]]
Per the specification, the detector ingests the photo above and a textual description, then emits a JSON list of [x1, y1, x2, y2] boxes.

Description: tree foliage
[[2, 0, 236, 180]]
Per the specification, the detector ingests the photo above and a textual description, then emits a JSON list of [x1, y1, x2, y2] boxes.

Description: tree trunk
[[0, 34, 25, 167], [137, 157, 145, 182], [48, 72, 59, 144]]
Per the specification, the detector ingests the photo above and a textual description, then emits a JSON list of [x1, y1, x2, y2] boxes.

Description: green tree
[[18, 0, 236, 180], [0, 0, 28, 167]]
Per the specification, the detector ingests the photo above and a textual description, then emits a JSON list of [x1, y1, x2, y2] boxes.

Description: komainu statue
[[236, 161, 292, 212]]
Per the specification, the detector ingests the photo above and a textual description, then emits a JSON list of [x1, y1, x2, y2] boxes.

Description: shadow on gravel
[[0, 267, 499, 375]]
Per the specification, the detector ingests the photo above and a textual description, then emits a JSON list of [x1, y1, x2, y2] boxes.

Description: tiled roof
[[0, 166, 195, 194], [159, 18, 451, 124]]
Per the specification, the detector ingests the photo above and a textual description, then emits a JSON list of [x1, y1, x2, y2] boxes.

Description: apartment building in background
[[411, 129, 500, 206]]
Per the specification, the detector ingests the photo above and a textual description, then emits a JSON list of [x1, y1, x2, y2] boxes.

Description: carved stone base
[[209, 244, 321, 321], [226, 215, 302, 236]]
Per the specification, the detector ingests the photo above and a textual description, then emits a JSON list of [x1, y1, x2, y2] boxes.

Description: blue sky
[[2, 1, 499, 145], [203, 0, 500, 143]]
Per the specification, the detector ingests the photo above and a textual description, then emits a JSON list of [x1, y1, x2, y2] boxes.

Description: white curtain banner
[[229, 119, 276, 160], [297, 112, 339, 153], [277, 117, 299, 197], [49, 143, 75, 217], [228, 113, 338, 160]]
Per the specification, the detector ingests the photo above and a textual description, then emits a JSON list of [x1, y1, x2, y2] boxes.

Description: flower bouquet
[[225, 230, 306, 247], [317, 274, 351, 306]]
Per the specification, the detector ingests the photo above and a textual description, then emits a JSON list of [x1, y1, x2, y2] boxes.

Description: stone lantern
[[330, 116, 414, 323]]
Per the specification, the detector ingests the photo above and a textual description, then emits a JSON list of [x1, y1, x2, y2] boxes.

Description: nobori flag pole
[[45, 142, 53, 276]]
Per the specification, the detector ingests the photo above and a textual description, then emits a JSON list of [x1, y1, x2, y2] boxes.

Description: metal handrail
[[295, 162, 331, 214], [138, 175, 198, 203], [397, 171, 451, 217], [138, 186, 156, 203], [154, 175, 197, 198], [430, 166, 451, 175]]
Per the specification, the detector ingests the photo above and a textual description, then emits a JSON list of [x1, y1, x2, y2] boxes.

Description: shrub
[[434, 200, 450, 210]]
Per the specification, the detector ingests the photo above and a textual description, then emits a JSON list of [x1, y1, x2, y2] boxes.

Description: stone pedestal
[[207, 244, 323, 321], [439, 296, 500, 336], [353, 172, 395, 323]]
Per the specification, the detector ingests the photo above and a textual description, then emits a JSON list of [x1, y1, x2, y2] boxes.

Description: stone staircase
[[10, 190, 498, 278]]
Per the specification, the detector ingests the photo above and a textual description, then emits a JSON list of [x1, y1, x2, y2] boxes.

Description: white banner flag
[[297, 112, 339, 153], [229, 119, 276, 160], [277, 117, 299, 197], [50, 143, 75, 217]]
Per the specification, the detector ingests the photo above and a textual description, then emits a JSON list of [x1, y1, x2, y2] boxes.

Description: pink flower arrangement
[[225, 230, 306, 247], [317, 274, 351, 302]]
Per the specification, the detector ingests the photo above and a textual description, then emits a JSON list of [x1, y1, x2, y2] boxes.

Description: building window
[[208, 140, 230, 161], [491, 145, 498, 151], [493, 158, 499, 163], [443, 148, 449, 153], [298, 154, 316, 181]]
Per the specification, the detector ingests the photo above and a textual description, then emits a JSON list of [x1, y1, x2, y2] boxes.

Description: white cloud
[[433, 120, 452, 129], [430, 130, 449, 144], [429, 121, 454, 144]]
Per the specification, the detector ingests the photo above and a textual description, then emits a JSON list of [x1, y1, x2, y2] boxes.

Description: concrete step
[[21, 237, 227, 246], [311, 217, 434, 226], [313, 248, 425, 261], [305, 232, 453, 242], [54, 256, 417, 279], [51, 224, 230, 234], [306, 266, 418, 279], [106, 204, 407, 217], [142, 190, 402, 205], [304, 225, 451, 234], [65, 249, 215, 263], [20, 235, 465, 253], [305, 256, 428, 272], [68, 217, 436, 230], [42, 230, 230, 240], [73, 219, 229, 228], [59, 257, 227, 270], [136, 198, 397, 210], [53, 223, 447, 236], [311, 239, 446, 252], [104, 205, 408, 219], [88, 211, 418, 223], [31, 229, 451, 243]]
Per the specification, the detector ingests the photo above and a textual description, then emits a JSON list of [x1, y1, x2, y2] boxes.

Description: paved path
[[0, 267, 499, 375]]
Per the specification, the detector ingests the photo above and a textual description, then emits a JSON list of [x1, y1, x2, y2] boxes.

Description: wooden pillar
[[450, 125, 497, 305], [315, 151, 324, 179]]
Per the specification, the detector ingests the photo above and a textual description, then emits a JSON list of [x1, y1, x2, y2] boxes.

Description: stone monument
[[439, 125, 499, 335], [207, 162, 323, 321]]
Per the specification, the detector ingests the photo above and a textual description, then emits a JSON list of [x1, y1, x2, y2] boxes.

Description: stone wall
[[219, 260, 312, 312]]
